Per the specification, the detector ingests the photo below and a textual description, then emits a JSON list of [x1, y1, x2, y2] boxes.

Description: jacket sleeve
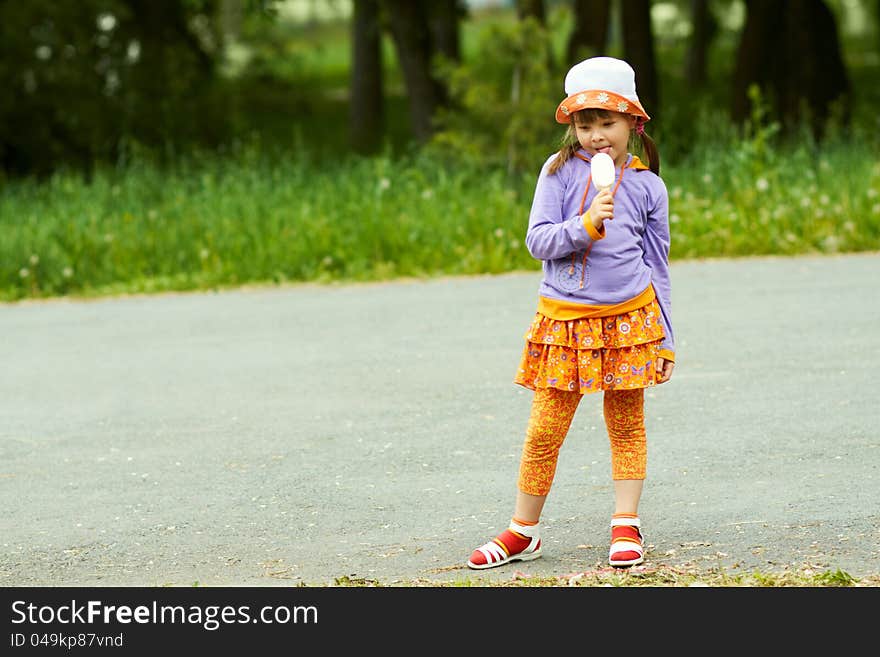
[[524, 157, 603, 261], [643, 178, 675, 361]]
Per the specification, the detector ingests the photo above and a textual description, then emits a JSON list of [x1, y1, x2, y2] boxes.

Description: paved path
[[1, 252, 879, 586]]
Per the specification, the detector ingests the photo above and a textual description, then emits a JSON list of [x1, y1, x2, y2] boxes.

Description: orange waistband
[[536, 285, 656, 320]]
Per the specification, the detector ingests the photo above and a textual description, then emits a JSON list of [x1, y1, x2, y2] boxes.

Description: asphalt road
[[1, 252, 879, 586]]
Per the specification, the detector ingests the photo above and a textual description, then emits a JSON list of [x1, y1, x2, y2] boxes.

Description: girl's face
[[574, 110, 636, 168]]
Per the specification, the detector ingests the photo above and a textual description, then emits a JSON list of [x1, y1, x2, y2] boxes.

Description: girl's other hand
[[655, 357, 674, 384], [589, 188, 614, 228]]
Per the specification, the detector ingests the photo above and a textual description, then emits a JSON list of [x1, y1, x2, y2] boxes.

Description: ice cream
[[591, 152, 616, 191]]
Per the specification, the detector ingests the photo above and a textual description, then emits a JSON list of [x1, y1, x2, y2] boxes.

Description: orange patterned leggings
[[518, 386, 646, 496]]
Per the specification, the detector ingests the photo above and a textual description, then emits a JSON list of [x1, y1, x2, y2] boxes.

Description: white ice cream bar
[[591, 152, 616, 191]]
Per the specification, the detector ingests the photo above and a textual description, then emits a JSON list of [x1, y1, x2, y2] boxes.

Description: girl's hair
[[548, 108, 660, 176]]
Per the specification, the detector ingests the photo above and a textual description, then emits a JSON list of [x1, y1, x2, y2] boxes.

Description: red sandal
[[467, 521, 542, 570], [609, 515, 645, 567]]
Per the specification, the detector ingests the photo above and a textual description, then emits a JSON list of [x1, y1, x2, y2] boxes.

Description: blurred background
[[1, 0, 878, 301]]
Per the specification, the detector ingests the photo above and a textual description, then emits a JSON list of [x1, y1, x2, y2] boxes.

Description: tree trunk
[[426, 0, 463, 64], [383, 0, 445, 142], [350, 0, 384, 154], [126, 0, 214, 77], [732, 0, 850, 136], [567, 0, 611, 64], [685, 0, 716, 88], [731, 0, 773, 123], [621, 0, 659, 122], [122, 0, 216, 151]]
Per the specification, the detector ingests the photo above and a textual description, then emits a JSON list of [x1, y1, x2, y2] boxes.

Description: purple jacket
[[525, 149, 675, 360]]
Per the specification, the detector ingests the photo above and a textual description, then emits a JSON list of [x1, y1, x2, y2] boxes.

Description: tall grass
[[2, 118, 879, 302], [0, 143, 524, 301], [660, 102, 880, 259]]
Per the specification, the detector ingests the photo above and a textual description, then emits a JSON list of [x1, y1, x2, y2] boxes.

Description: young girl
[[467, 56, 675, 570]]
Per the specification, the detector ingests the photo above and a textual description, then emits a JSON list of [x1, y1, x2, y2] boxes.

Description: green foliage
[[3, 2, 880, 303], [662, 84, 880, 259], [813, 568, 858, 586], [429, 15, 562, 175], [742, 84, 782, 165], [323, 565, 874, 587], [2, 119, 879, 302], [0, 0, 227, 177], [0, 142, 531, 301]]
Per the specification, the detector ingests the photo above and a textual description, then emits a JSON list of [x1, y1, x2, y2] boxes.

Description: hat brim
[[555, 89, 650, 124]]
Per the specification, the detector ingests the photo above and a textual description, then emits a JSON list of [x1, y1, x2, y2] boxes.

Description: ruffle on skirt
[[514, 297, 666, 394]]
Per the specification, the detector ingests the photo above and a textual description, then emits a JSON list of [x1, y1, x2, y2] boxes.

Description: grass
[[2, 126, 879, 303], [329, 564, 877, 587]]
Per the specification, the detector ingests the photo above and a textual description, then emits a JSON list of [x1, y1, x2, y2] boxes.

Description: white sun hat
[[555, 56, 650, 124]]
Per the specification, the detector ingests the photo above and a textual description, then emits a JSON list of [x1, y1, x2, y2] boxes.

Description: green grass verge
[[328, 564, 877, 587], [2, 130, 879, 303]]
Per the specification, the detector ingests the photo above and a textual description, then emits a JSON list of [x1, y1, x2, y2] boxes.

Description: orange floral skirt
[[514, 297, 666, 394]]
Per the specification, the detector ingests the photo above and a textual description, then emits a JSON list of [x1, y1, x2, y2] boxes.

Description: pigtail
[[638, 129, 660, 176], [548, 125, 580, 175]]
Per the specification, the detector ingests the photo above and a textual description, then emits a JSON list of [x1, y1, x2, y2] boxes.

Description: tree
[[621, 0, 659, 122], [685, 0, 717, 88], [120, 0, 219, 148], [350, 0, 384, 154], [0, 0, 224, 177], [382, 0, 455, 143], [566, 0, 611, 64], [426, 0, 463, 65], [732, 0, 850, 137]]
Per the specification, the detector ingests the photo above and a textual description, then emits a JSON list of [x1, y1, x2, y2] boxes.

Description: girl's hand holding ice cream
[[587, 188, 614, 229]]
